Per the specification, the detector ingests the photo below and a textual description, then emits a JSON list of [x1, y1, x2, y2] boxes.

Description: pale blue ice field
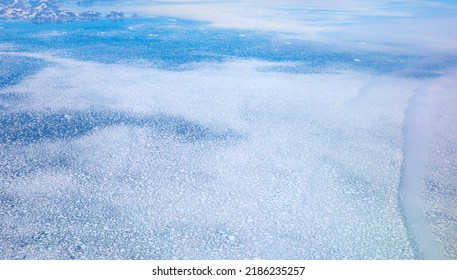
[[1, 0, 456, 259]]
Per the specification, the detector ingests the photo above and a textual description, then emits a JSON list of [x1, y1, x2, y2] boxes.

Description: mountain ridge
[[0, 0, 124, 23]]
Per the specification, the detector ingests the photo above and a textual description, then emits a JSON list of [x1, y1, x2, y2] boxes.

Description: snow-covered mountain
[[0, 0, 123, 23], [0, 0, 31, 20]]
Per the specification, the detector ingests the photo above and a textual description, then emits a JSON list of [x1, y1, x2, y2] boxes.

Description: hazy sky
[[86, 0, 457, 53]]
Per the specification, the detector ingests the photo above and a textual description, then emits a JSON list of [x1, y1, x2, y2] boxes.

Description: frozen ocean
[[1, 0, 456, 259]]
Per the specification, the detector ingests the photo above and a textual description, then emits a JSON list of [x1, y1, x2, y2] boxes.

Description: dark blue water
[[0, 18, 441, 74], [0, 55, 48, 87], [0, 110, 240, 145]]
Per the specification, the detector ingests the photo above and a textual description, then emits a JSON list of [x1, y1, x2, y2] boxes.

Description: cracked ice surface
[[0, 55, 426, 259], [1, 1, 457, 260]]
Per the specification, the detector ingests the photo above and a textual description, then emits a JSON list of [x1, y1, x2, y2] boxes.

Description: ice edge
[[398, 81, 444, 260]]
